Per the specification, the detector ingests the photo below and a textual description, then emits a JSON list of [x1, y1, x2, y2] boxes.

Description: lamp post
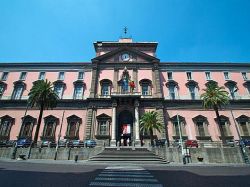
[[176, 114, 185, 164]]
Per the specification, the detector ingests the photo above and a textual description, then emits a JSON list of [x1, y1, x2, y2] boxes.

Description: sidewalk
[[0, 158, 249, 167]]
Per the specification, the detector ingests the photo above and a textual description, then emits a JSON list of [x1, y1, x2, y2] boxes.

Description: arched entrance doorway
[[118, 110, 133, 146]]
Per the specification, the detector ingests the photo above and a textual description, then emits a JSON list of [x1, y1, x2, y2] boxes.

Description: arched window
[[65, 115, 82, 140], [11, 81, 26, 100], [96, 113, 111, 137], [236, 115, 250, 137], [100, 79, 112, 96], [0, 81, 7, 99], [225, 80, 238, 99], [166, 80, 178, 100], [170, 115, 187, 140], [42, 115, 58, 141], [0, 115, 14, 140], [53, 80, 66, 99], [19, 115, 36, 139], [73, 80, 85, 99], [186, 80, 199, 100], [192, 115, 211, 140], [139, 79, 152, 96]]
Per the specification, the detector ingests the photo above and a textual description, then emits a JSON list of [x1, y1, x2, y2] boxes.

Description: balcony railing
[[111, 91, 141, 97]]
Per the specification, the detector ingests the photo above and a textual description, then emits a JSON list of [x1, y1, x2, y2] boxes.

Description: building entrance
[[118, 110, 133, 146]]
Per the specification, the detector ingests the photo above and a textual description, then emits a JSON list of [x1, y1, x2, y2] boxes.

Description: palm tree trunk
[[33, 104, 44, 145], [150, 129, 154, 146], [214, 106, 226, 145]]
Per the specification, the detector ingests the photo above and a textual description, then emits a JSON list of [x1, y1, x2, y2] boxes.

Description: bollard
[[183, 156, 186, 164], [75, 155, 78, 163]]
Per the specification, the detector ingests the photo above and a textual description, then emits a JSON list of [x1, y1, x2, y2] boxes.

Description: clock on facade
[[121, 53, 130, 61]]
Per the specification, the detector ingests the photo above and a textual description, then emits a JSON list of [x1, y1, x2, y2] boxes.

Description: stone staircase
[[88, 147, 167, 164]]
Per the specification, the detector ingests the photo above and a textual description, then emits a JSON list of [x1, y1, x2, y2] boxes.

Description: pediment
[[91, 47, 159, 64]]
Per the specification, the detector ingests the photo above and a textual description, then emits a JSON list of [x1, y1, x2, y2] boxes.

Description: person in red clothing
[[129, 81, 135, 93]]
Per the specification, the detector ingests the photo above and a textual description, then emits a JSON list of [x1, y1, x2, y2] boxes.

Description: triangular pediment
[[91, 47, 159, 63]]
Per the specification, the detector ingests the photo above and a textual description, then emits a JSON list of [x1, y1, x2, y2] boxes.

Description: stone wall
[[153, 146, 247, 164], [0, 146, 104, 160]]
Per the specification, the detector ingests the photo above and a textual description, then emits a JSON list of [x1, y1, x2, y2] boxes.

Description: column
[[113, 67, 119, 93], [132, 68, 138, 92], [110, 100, 117, 147], [134, 100, 141, 146], [152, 62, 162, 98]]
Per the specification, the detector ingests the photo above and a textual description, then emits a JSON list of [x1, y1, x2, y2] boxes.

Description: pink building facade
[[0, 38, 250, 146]]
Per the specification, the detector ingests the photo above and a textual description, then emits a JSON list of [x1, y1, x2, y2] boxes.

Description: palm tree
[[28, 79, 59, 145], [139, 111, 163, 146], [200, 82, 230, 144]]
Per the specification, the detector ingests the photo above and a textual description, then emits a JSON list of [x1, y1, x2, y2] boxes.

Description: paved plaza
[[0, 159, 250, 187]]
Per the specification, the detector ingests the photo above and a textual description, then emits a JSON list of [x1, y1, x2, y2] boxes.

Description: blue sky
[[0, 0, 250, 63]]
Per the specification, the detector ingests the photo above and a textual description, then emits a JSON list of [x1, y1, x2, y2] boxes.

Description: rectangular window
[[78, 71, 84, 80], [174, 122, 180, 136], [169, 85, 176, 100], [189, 85, 196, 100], [205, 72, 211, 80], [58, 72, 65, 80], [73, 85, 83, 99], [0, 120, 11, 136], [142, 85, 149, 95], [242, 72, 248, 80], [197, 122, 205, 136], [167, 72, 173, 80], [102, 84, 109, 96], [99, 121, 108, 135], [1, 72, 9, 81], [12, 85, 23, 100], [186, 72, 192, 80], [54, 84, 64, 99], [240, 122, 249, 136], [220, 121, 228, 136], [19, 72, 27, 80], [224, 72, 230, 80], [38, 72, 45, 80], [0, 84, 4, 99]]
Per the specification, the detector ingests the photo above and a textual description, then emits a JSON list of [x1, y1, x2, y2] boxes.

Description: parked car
[[238, 139, 250, 147], [58, 139, 68, 147], [225, 140, 235, 147], [155, 139, 166, 147], [6, 140, 16, 147], [17, 138, 32, 147], [185, 140, 198, 148], [172, 139, 182, 147], [84, 140, 97, 148], [41, 140, 56, 148], [68, 140, 84, 148]]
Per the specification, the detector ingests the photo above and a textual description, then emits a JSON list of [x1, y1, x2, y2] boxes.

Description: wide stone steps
[[88, 147, 166, 164]]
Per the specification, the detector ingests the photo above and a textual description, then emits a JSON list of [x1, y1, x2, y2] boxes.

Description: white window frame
[[205, 71, 211, 80], [19, 72, 27, 81], [186, 72, 192, 80], [58, 72, 65, 80], [224, 72, 230, 80], [167, 72, 173, 80], [78, 71, 84, 80], [1, 72, 9, 81], [38, 72, 46, 80]]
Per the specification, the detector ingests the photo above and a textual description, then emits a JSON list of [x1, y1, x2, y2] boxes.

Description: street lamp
[[176, 114, 186, 164]]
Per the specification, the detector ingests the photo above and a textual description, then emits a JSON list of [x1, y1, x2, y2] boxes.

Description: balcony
[[111, 91, 141, 98]]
